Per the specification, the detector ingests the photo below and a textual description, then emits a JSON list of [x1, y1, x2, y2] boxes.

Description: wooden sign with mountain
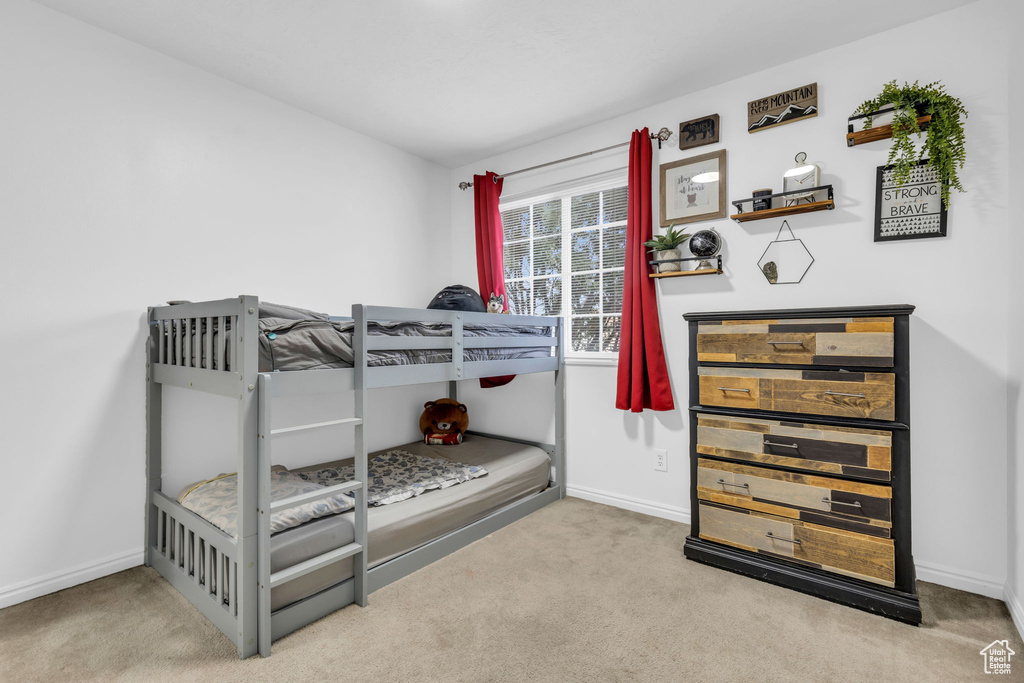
[[747, 83, 818, 133]]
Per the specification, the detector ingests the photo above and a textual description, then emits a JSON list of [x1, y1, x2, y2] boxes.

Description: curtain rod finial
[[651, 127, 673, 149], [458, 181, 473, 191]]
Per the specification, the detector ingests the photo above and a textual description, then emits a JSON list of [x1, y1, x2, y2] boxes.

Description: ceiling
[[33, 0, 975, 169]]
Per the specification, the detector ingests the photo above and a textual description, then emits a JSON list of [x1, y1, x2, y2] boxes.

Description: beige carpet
[[1, 498, 1020, 682]]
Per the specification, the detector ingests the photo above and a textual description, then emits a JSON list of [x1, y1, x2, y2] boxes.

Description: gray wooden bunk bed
[[145, 296, 565, 658]]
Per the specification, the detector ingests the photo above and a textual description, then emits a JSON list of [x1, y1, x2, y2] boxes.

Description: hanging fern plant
[[852, 80, 967, 208]]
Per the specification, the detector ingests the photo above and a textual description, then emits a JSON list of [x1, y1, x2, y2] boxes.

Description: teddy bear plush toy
[[419, 398, 469, 445]]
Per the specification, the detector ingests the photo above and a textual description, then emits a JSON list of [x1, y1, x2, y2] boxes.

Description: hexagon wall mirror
[[757, 220, 814, 284]]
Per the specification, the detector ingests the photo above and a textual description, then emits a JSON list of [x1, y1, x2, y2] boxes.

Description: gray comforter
[[258, 317, 554, 372], [165, 301, 552, 372]]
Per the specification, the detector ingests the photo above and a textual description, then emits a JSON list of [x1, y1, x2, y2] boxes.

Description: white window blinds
[[501, 181, 627, 354]]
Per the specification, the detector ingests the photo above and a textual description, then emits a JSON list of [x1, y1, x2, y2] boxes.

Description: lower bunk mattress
[[268, 434, 550, 611]]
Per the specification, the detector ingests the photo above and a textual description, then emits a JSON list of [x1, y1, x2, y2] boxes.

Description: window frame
[[499, 173, 628, 360]]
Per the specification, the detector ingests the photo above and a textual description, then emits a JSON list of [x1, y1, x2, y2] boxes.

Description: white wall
[[1005, 0, 1024, 634], [0, 1, 451, 607], [450, 0, 1013, 597]]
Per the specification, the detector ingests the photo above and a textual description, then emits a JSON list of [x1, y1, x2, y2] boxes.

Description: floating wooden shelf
[[649, 254, 723, 279], [847, 115, 932, 147], [650, 268, 722, 279], [730, 199, 835, 223], [730, 185, 834, 223]]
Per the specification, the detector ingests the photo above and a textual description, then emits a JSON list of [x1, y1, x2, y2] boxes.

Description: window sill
[[565, 356, 619, 367]]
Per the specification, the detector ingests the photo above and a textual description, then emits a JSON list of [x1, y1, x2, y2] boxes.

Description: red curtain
[[615, 129, 675, 412], [474, 171, 514, 388]]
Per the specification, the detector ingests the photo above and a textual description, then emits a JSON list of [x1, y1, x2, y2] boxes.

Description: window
[[500, 180, 627, 354]]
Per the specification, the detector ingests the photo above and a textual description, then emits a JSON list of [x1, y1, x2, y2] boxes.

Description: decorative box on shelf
[[730, 185, 834, 223]]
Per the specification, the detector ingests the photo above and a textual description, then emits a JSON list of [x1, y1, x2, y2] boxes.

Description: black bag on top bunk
[[426, 284, 487, 313]]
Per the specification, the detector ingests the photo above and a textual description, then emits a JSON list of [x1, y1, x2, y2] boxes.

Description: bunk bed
[[145, 296, 566, 659]]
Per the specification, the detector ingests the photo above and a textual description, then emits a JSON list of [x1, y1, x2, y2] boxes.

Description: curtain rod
[[457, 127, 673, 190]]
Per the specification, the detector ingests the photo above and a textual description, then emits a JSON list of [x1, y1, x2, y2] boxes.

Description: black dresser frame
[[682, 304, 921, 624]]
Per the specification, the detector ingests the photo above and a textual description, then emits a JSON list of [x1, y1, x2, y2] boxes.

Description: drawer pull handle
[[717, 479, 750, 490], [824, 390, 866, 398], [764, 440, 799, 449], [718, 387, 751, 393], [766, 340, 804, 346], [765, 532, 801, 545], [822, 497, 862, 509]]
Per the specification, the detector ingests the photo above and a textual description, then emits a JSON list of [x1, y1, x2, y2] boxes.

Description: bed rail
[[147, 297, 252, 399], [359, 305, 556, 328], [148, 299, 561, 397], [146, 295, 259, 658], [359, 304, 560, 387], [148, 492, 241, 646]]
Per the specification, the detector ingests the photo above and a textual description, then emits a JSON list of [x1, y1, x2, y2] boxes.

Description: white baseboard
[[0, 548, 144, 610], [565, 489, 1016, 605], [3, 523, 1019, 632], [914, 560, 1006, 600], [567, 484, 690, 525], [1005, 583, 1024, 641]]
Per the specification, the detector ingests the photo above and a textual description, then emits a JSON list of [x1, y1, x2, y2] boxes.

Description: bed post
[[554, 318, 566, 499], [235, 296, 260, 658], [145, 308, 162, 566], [256, 373, 273, 657], [352, 305, 369, 608], [449, 311, 463, 421]]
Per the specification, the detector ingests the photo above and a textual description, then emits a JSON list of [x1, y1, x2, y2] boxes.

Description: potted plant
[[851, 79, 968, 208], [645, 224, 691, 273]]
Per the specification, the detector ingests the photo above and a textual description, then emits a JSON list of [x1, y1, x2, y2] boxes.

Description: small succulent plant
[[644, 224, 691, 251]]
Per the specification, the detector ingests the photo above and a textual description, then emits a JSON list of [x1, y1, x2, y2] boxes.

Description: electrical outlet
[[654, 448, 668, 472]]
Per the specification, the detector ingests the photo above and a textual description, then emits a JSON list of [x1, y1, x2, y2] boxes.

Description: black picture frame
[[874, 160, 948, 242]]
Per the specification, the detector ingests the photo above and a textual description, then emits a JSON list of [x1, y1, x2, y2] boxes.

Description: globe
[[689, 229, 721, 257]]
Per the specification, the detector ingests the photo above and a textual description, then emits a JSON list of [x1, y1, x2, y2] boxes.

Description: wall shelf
[[650, 269, 722, 279], [649, 254, 723, 279], [730, 185, 834, 223], [847, 113, 932, 148]]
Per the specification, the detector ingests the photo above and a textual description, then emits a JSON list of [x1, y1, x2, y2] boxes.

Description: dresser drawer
[[698, 367, 895, 421], [696, 413, 892, 481], [698, 503, 895, 587], [697, 317, 894, 367], [697, 458, 891, 537]]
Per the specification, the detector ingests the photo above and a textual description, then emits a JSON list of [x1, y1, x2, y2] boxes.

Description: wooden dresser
[[682, 305, 921, 624]]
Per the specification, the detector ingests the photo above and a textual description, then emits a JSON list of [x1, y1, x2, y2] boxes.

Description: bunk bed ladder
[[255, 322, 370, 658]]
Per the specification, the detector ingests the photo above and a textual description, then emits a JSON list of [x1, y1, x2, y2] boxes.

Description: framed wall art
[[659, 149, 727, 226], [678, 114, 720, 151], [874, 160, 948, 241], [747, 83, 818, 133]]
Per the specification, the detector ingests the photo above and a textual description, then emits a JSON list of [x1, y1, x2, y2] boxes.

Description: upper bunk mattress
[[258, 317, 554, 372], [267, 434, 550, 611]]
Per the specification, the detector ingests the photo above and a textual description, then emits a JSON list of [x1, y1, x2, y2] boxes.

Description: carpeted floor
[[1, 498, 1020, 682]]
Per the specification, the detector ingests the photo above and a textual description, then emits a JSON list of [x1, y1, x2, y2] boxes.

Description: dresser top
[[683, 304, 915, 322]]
